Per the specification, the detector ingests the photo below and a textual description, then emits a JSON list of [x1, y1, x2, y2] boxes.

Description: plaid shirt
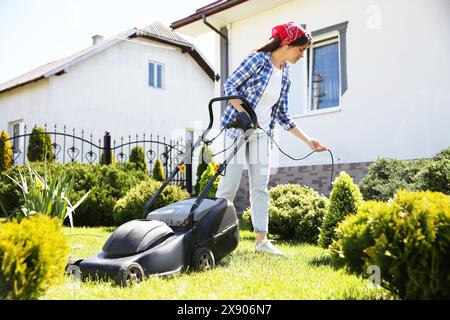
[[222, 51, 297, 139]]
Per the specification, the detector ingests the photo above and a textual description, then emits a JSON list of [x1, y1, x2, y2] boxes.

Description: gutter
[[201, 15, 229, 114]]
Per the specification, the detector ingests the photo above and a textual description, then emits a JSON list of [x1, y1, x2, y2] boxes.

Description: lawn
[[40, 221, 393, 300]]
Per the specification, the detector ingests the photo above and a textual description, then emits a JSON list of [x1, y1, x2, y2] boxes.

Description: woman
[[215, 22, 327, 256]]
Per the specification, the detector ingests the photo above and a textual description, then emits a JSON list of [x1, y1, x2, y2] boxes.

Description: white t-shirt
[[254, 64, 283, 132]]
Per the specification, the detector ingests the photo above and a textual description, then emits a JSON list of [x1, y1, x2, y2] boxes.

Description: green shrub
[[195, 144, 214, 195], [27, 127, 54, 163], [0, 163, 149, 226], [433, 146, 450, 161], [113, 179, 190, 225], [0, 131, 13, 172], [242, 184, 329, 243], [319, 172, 363, 248], [330, 190, 450, 299], [329, 201, 384, 273], [129, 146, 147, 172], [152, 159, 165, 182], [68, 164, 148, 226], [198, 163, 219, 198], [0, 214, 70, 300], [359, 158, 413, 201], [416, 159, 450, 194], [358, 156, 450, 201]]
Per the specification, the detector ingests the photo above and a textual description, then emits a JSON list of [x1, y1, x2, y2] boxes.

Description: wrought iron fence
[[2, 124, 192, 191]]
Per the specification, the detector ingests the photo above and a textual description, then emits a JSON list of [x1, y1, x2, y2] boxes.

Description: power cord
[[256, 126, 335, 187], [203, 125, 335, 186]]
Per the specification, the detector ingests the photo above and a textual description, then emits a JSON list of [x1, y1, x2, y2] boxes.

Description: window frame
[[307, 32, 341, 113], [8, 120, 23, 152], [292, 21, 348, 118], [148, 61, 165, 89]]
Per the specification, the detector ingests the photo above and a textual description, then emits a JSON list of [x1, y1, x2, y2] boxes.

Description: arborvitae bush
[[152, 159, 165, 182], [0, 214, 70, 300], [195, 144, 214, 195], [198, 162, 219, 198], [319, 171, 363, 248], [242, 184, 329, 243], [330, 190, 450, 299], [27, 127, 54, 163], [0, 131, 13, 172], [129, 146, 147, 172]]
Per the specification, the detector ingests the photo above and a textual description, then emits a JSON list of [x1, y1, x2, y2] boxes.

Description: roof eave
[[44, 28, 138, 78], [0, 76, 46, 95], [133, 33, 217, 82], [171, 0, 248, 30]]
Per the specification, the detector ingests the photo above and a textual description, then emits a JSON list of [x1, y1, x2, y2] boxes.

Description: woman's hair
[[257, 33, 312, 52]]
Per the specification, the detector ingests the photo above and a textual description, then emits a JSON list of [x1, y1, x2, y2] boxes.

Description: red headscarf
[[271, 22, 306, 47]]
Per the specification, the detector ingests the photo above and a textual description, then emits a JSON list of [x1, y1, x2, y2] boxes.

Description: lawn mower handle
[[203, 96, 257, 138], [143, 96, 255, 219]]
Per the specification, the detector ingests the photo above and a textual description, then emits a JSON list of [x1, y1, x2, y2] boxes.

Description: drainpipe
[[202, 15, 229, 115]]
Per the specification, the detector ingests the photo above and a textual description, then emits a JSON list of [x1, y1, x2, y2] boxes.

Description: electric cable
[[256, 126, 335, 186]]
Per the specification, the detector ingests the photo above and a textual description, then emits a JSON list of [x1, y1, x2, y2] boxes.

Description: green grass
[[40, 221, 393, 300]]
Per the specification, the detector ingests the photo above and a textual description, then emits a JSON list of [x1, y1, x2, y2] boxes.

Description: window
[[149, 61, 164, 89], [289, 22, 348, 116], [8, 121, 22, 151], [309, 37, 340, 110]]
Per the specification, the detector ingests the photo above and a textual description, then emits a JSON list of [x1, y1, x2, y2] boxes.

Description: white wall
[[48, 37, 214, 141], [215, 0, 450, 167], [0, 78, 50, 130]]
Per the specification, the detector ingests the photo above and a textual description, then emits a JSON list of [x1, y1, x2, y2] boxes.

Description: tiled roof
[[138, 21, 192, 46]]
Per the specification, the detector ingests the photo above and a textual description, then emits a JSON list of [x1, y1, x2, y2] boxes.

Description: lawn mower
[[66, 96, 258, 286]]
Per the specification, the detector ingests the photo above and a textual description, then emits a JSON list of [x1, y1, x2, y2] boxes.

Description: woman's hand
[[307, 138, 327, 152]]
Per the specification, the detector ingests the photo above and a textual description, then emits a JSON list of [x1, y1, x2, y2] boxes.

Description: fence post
[[103, 130, 111, 165], [186, 136, 193, 195]]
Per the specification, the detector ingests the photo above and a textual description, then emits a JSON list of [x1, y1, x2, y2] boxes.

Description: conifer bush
[[0, 131, 13, 172], [242, 184, 329, 243], [152, 159, 165, 181], [113, 178, 190, 224], [359, 146, 450, 201], [319, 172, 363, 248], [330, 190, 450, 299], [0, 214, 70, 300], [195, 144, 214, 195], [433, 146, 450, 161], [198, 162, 219, 198], [27, 127, 54, 163], [416, 159, 450, 194], [129, 146, 147, 172]]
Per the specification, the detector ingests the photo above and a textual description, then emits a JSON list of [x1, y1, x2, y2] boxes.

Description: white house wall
[[0, 78, 50, 132], [215, 0, 450, 168], [47, 38, 214, 141]]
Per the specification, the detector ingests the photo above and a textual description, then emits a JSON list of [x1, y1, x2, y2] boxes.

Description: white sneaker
[[255, 239, 286, 256]]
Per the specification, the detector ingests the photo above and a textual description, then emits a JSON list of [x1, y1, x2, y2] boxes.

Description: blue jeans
[[215, 130, 272, 233]]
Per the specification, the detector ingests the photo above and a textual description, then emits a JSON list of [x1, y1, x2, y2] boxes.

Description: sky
[[0, 0, 215, 84]]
